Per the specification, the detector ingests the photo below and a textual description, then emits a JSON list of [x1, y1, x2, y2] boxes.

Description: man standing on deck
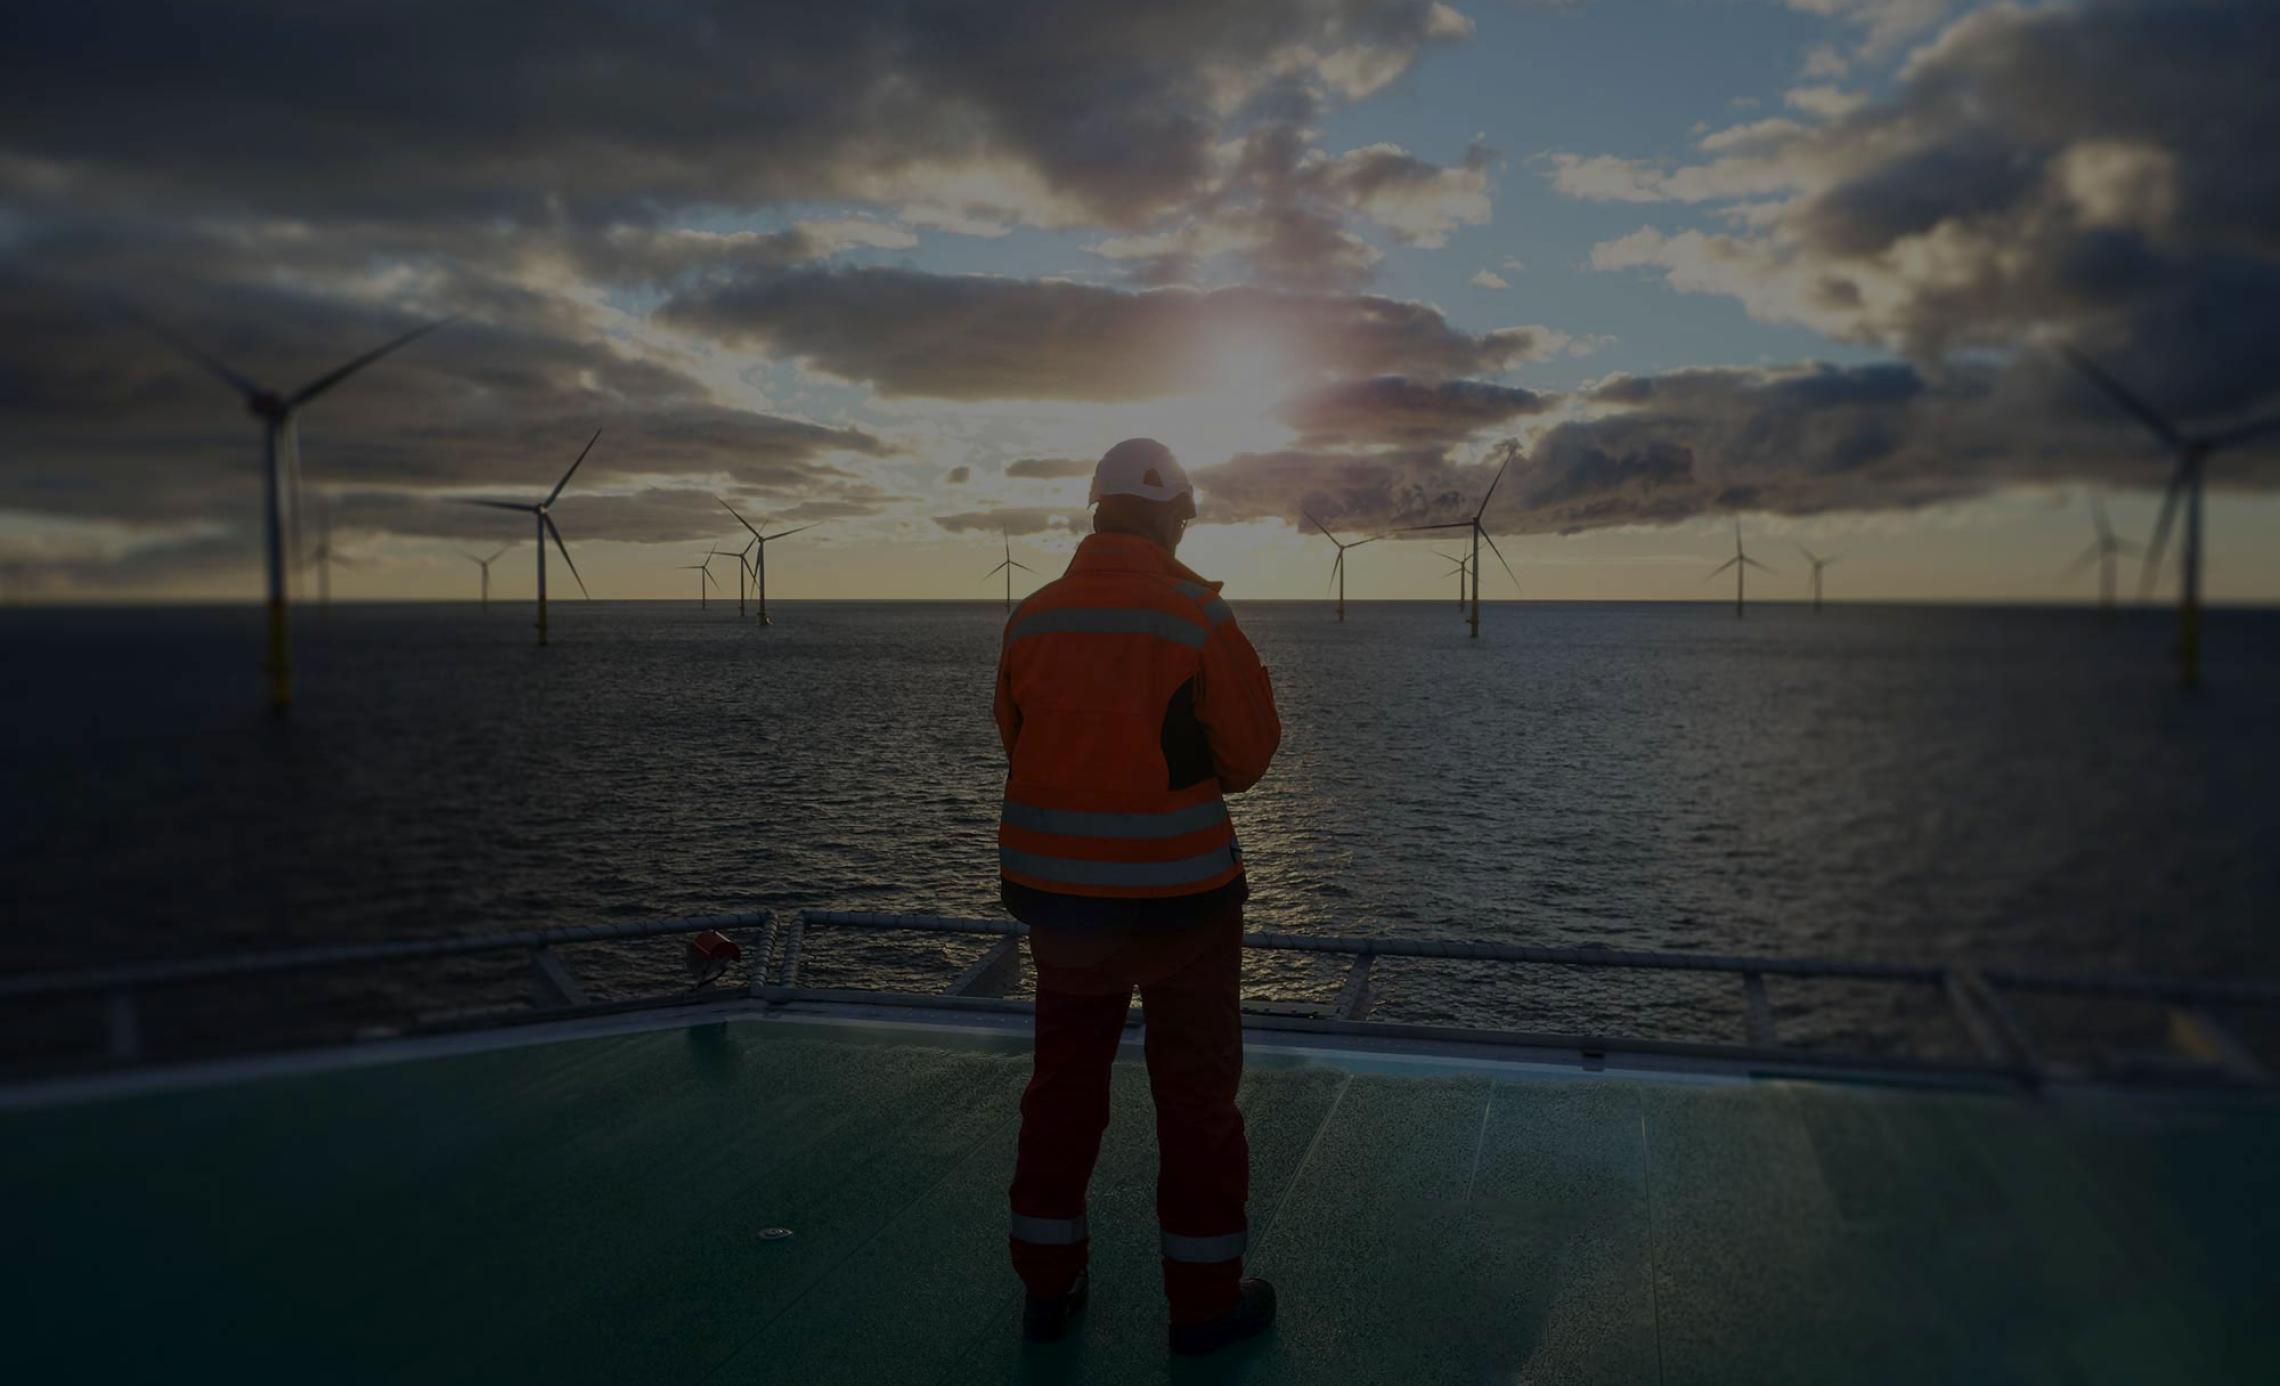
[[993, 438, 1283, 1356]]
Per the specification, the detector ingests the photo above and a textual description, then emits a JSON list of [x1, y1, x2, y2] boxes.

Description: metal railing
[[0, 912, 775, 1063], [4, 906, 2275, 1090]]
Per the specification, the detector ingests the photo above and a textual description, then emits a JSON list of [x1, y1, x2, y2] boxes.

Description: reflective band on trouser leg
[[1001, 798, 1230, 839], [1160, 1228, 1247, 1263], [1010, 1213, 1089, 1246], [999, 844, 1237, 891]]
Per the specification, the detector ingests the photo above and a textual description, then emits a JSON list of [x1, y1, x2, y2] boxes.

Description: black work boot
[[1168, 1277, 1276, 1356], [1022, 1269, 1089, 1343]]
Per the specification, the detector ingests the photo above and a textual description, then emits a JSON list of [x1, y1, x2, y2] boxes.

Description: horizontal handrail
[[797, 911, 2280, 1004], [0, 912, 773, 1000]]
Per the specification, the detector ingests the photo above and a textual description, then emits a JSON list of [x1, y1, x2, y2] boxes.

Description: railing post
[[2167, 1005, 2269, 1083], [1947, 968, 2042, 1082], [1331, 953, 1376, 1021], [528, 946, 590, 1009], [945, 938, 1022, 998], [1741, 972, 1776, 1048], [781, 915, 808, 990]]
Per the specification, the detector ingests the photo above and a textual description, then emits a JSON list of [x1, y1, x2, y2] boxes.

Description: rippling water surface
[[5, 599, 2277, 1049]]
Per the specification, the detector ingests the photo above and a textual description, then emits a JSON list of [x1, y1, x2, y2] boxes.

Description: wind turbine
[[134, 311, 452, 711], [460, 428, 600, 646], [716, 497, 815, 626], [678, 550, 726, 609], [983, 533, 1037, 611], [464, 544, 511, 611], [2064, 494, 2139, 618], [732, 538, 754, 616], [1796, 544, 1839, 614], [307, 492, 339, 616], [1437, 550, 1470, 611], [1303, 511, 1378, 622], [1706, 520, 1774, 618], [2059, 347, 2280, 688], [1398, 444, 1520, 639]]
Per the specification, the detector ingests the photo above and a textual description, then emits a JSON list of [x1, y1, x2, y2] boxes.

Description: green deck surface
[[6, 1016, 2276, 1384]]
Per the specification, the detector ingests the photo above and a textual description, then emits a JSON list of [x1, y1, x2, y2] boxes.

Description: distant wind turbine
[[678, 550, 727, 609], [716, 497, 816, 627], [983, 533, 1037, 611], [1303, 511, 1378, 622], [1436, 550, 1470, 611], [1398, 443, 1520, 638], [464, 544, 511, 611], [308, 493, 341, 616], [1706, 520, 1774, 618], [2064, 494, 2139, 618], [459, 428, 600, 646], [1795, 544, 1839, 614], [2059, 347, 2280, 688], [134, 310, 452, 711]]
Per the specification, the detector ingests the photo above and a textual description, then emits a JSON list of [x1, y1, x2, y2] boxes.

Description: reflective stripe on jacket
[[994, 532, 1281, 901]]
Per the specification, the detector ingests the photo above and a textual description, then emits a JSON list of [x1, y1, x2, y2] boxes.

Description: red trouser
[[1007, 907, 1248, 1325]]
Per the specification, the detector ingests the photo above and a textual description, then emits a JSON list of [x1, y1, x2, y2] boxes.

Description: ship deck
[[6, 1006, 2277, 1384]]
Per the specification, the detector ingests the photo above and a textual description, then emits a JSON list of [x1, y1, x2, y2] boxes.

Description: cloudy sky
[[3, 0, 2276, 604]]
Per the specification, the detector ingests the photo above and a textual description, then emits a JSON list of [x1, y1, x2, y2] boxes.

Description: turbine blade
[[1474, 447, 1513, 518], [1741, 556, 1777, 574], [763, 523, 817, 542], [130, 309, 263, 399], [1795, 543, 1820, 565], [2089, 492, 2113, 542], [2204, 412, 2280, 452], [2139, 463, 2186, 597], [1704, 557, 1739, 580], [544, 514, 589, 599], [1481, 529, 1519, 591], [459, 499, 537, 512], [1009, 561, 1037, 573], [1399, 521, 1473, 533], [546, 427, 602, 507], [717, 495, 765, 540], [282, 416, 306, 593], [2062, 541, 2104, 578], [1302, 509, 1335, 541], [288, 315, 456, 408], [486, 545, 511, 563], [1327, 550, 1342, 596], [2060, 345, 2183, 450], [985, 561, 1009, 578]]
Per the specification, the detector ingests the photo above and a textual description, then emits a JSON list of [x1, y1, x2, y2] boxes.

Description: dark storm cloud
[[1565, 0, 2280, 423], [0, 0, 1466, 233], [0, 253, 888, 529], [1197, 357, 2280, 537], [1003, 457, 1094, 479], [1275, 376, 1552, 447], [933, 507, 1089, 536], [660, 269, 1560, 401]]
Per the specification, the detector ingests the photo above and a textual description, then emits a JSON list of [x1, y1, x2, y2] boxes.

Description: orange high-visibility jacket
[[994, 533, 1281, 901]]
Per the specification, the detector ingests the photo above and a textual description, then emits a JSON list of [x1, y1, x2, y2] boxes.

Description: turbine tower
[[1303, 511, 1378, 622], [135, 311, 452, 711], [464, 544, 511, 611], [2065, 493, 2140, 618], [1706, 520, 1774, 618], [716, 496, 816, 627], [2060, 347, 2280, 688], [460, 428, 599, 646], [1398, 444, 1520, 639], [983, 533, 1037, 611], [1796, 544, 1840, 614]]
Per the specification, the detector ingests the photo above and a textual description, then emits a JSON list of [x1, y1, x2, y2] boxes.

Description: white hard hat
[[1088, 438, 1193, 505]]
